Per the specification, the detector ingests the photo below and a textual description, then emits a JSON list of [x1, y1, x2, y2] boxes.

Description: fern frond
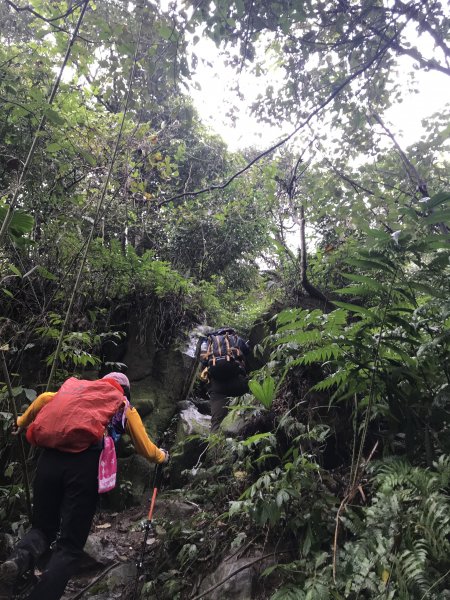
[[298, 344, 344, 366], [420, 494, 450, 558], [311, 369, 348, 392], [276, 330, 323, 346]]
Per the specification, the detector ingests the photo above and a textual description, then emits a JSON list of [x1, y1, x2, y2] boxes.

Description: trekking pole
[[132, 462, 164, 600], [1, 348, 32, 520]]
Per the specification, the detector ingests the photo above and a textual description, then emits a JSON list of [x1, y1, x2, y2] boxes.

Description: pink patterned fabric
[[98, 436, 117, 493]]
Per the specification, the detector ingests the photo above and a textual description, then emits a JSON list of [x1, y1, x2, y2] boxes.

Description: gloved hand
[[12, 424, 23, 436], [162, 449, 170, 463]]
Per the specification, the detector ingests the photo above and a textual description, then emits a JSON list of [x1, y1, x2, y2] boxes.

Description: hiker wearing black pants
[[11, 447, 101, 600], [200, 328, 250, 433], [0, 372, 168, 600]]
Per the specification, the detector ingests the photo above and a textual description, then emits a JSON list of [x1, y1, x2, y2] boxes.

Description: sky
[[188, 37, 450, 153], [183, 30, 449, 252]]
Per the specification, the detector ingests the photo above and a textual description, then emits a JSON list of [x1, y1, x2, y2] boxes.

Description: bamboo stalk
[[0, 0, 90, 245], [46, 20, 144, 390], [1, 350, 32, 520]]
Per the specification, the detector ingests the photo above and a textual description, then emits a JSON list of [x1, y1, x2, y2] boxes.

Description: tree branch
[[322, 158, 394, 233], [370, 112, 427, 195], [4, 0, 84, 23], [370, 112, 449, 235], [393, 0, 450, 64], [159, 40, 392, 207], [189, 551, 291, 600]]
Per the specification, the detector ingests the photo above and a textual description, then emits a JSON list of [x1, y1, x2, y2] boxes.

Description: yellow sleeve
[[17, 392, 56, 428], [126, 407, 165, 464]]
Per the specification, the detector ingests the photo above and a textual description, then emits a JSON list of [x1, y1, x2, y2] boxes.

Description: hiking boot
[[0, 582, 13, 600], [0, 560, 18, 600], [0, 549, 31, 599]]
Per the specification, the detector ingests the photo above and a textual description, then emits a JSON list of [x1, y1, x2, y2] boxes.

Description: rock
[[221, 407, 251, 437], [105, 562, 137, 590], [169, 403, 210, 487], [104, 455, 153, 511], [199, 556, 258, 600], [122, 314, 157, 381], [130, 378, 157, 417], [177, 400, 193, 411], [192, 398, 211, 415], [75, 562, 137, 599], [0, 533, 14, 561], [153, 346, 198, 405], [132, 377, 174, 440], [157, 497, 200, 521], [83, 533, 116, 567], [177, 402, 211, 437]]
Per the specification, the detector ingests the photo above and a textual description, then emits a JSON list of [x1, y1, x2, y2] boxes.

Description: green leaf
[[424, 209, 450, 225], [79, 149, 96, 166], [333, 301, 374, 317], [408, 281, 446, 298], [341, 273, 386, 290], [242, 432, 274, 446], [249, 376, 276, 409], [37, 266, 58, 281], [44, 107, 65, 126], [8, 264, 21, 277], [46, 142, 61, 152], [428, 192, 450, 209], [334, 285, 375, 296], [0, 206, 34, 235], [345, 257, 396, 273]]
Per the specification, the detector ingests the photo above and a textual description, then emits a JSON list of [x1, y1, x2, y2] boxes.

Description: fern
[[311, 368, 348, 392]]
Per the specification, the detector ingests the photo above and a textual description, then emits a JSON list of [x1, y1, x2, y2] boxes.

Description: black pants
[[209, 375, 249, 433], [17, 447, 100, 600]]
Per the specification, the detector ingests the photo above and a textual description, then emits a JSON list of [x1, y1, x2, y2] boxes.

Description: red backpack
[[26, 378, 125, 453]]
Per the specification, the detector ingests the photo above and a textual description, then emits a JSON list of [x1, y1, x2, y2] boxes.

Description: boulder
[[177, 402, 211, 438], [156, 497, 200, 521], [104, 562, 137, 590], [132, 377, 174, 441], [83, 533, 116, 566], [0, 533, 14, 561], [104, 455, 153, 511], [76, 562, 137, 599], [192, 398, 211, 415], [199, 556, 257, 600], [169, 402, 210, 487], [221, 407, 251, 437]]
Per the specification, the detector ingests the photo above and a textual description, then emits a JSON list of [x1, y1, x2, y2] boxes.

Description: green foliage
[[265, 194, 450, 461], [1, 4, 450, 599], [248, 375, 277, 408]]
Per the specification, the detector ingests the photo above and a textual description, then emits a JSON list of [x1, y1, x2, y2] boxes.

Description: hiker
[[0, 372, 168, 600], [200, 327, 251, 432]]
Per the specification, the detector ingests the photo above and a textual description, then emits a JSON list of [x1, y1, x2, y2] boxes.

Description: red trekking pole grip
[[147, 486, 158, 521], [147, 462, 163, 521]]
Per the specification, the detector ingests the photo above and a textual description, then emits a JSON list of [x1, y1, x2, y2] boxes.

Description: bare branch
[[159, 40, 392, 207], [370, 112, 428, 196], [4, 0, 84, 24]]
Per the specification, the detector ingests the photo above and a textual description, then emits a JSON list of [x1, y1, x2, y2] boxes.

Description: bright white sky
[[188, 37, 450, 153]]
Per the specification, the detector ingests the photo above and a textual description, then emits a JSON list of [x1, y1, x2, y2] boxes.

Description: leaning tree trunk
[[297, 203, 334, 308]]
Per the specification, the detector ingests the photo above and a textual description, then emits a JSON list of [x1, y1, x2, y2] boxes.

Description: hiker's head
[[102, 372, 131, 401]]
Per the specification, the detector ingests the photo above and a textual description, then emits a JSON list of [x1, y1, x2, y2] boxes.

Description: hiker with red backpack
[[0, 372, 168, 600], [200, 327, 251, 432]]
